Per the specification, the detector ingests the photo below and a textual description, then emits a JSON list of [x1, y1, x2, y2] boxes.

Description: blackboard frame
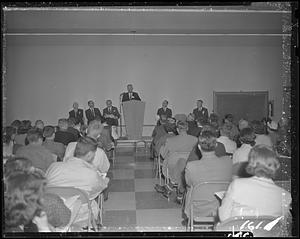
[[213, 91, 269, 122]]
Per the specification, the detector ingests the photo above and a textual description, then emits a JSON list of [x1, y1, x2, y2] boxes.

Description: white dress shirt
[[63, 141, 110, 175], [218, 176, 291, 222], [217, 136, 237, 154], [255, 134, 273, 147], [232, 143, 253, 164]]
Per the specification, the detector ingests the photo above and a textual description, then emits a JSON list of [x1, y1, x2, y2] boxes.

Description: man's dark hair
[[26, 129, 43, 143], [74, 136, 97, 158], [43, 126, 55, 138]]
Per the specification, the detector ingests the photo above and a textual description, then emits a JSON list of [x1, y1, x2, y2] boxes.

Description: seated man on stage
[[69, 102, 84, 126], [85, 100, 104, 125], [156, 100, 172, 125], [121, 84, 141, 102], [192, 99, 209, 127], [103, 100, 120, 127]]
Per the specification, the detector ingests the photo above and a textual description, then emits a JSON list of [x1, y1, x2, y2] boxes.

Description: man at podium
[[121, 84, 141, 102]]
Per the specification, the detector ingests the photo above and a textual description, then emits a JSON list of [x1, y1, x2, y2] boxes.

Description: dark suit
[[69, 109, 84, 125], [157, 107, 172, 119], [85, 107, 103, 125], [103, 106, 120, 126], [121, 92, 141, 102], [192, 107, 209, 126]]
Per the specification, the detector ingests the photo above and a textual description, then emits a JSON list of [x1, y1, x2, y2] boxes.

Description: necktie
[[109, 107, 111, 113], [129, 93, 132, 99], [92, 109, 95, 117]]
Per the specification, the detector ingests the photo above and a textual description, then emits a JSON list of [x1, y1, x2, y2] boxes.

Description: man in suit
[[121, 84, 141, 102], [192, 99, 209, 126], [157, 100, 172, 122], [103, 99, 120, 126], [183, 130, 232, 223], [68, 102, 84, 125], [85, 100, 104, 125]]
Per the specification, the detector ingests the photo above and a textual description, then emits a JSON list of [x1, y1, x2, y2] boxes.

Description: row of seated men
[[3, 118, 115, 231], [151, 114, 292, 230]]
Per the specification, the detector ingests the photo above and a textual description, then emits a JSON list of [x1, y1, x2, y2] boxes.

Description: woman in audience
[[251, 120, 273, 147], [5, 171, 51, 232], [217, 123, 237, 155], [34, 120, 45, 132], [218, 145, 291, 222], [14, 120, 32, 146], [232, 127, 256, 178], [3, 126, 17, 160]]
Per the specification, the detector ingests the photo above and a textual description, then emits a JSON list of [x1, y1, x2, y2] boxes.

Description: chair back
[[190, 181, 230, 217], [45, 186, 95, 231], [215, 215, 284, 237]]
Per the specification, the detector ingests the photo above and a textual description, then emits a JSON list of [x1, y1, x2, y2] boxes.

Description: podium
[[122, 100, 145, 140]]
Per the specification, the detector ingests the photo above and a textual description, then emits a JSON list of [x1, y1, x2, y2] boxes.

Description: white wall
[[5, 36, 283, 134]]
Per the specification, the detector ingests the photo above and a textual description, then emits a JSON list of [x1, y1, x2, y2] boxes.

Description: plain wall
[[5, 36, 283, 135]]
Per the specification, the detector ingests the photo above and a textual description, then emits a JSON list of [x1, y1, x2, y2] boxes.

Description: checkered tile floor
[[101, 147, 185, 232]]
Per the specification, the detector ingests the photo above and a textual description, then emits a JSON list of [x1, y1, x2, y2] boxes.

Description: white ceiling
[[4, 7, 288, 34]]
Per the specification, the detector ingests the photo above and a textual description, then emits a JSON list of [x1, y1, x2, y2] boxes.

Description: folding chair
[[215, 215, 286, 237], [45, 186, 98, 232], [187, 181, 230, 231], [95, 192, 104, 228]]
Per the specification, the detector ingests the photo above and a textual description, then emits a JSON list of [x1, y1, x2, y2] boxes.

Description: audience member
[[186, 113, 201, 137], [103, 99, 120, 126], [218, 145, 291, 222], [232, 127, 256, 178], [150, 115, 168, 159], [4, 171, 50, 232], [183, 130, 232, 224], [121, 84, 141, 102], [217, 123, 237, 155], [3, 126, 16, 159], [4, 157, 35, 179], [192, 99, 209, 126], [69, 102, 84, 125], [10, 120, 22, 132], [54, 118, 78, 146], [267, 120, 279, 146], [67, 117, 80, 140], [158, 121, 197, 197], [64, 120, 110, 176], [14, 120, 32, 146], [34, 120, 44, 132], [238, 119, 249, 131], [46, 136, 109, 226], [42, 126, 66, 161], [15, 129, 56, 173], [85, 100, 104, 125], [251, 120, 273, 147], [157, 100, 172, 124]]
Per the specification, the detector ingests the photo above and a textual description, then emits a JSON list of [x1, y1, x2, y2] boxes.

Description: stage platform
[[115, 136, 153, 153]]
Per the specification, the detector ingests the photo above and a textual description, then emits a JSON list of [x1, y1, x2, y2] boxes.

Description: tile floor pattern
[[101, 146, 185, 232]]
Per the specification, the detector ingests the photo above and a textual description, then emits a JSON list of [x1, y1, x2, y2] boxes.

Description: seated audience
[[46, 136, 109, 226], [251, 120, 273, 147], [67, 117, 80, 140], [34, 120, 44, 132], [150, 115, 168, 158], [218, 145, 291, 222], [209, 113, 220, 130], [217, 123, 237, 155], [42, 126, 66, 161], [15, 129, 56, 173], [159, 121, 198, 195], [186, 113, 201, 137], [69, 102, 84, 126], [54, 118, 78, 146], [238, 119, 249, 131], [223, 114, 239, 141], [14, 120, 32, 146], [64, 120, 110, 176], [232, 127, 256, 178], [4, 157, 35, 179], [97, 121, 115, 153], [183, 131, 232, 223], [5, 171, 51, 232], [3, 126, 16, 160], [187, 125, 226, 162], [157, 100, 172, 124], [10, 120, 22, 132]]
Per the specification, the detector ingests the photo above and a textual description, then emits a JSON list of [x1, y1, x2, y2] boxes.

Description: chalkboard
[[213, 91, 268, 122]]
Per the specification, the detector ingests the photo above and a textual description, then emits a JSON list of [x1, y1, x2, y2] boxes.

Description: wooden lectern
[[122, 100, 145, 140]]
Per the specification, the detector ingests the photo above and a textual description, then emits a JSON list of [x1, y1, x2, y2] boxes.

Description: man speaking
[[121, 84, 141, 102]]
